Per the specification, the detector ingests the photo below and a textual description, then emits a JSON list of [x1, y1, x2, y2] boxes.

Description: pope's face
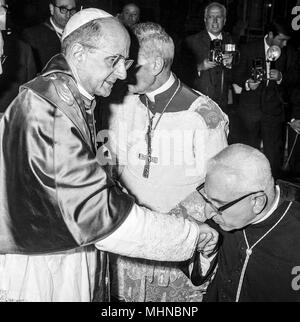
[[205, 6, 226, 36], [78, 21, 131, 97]]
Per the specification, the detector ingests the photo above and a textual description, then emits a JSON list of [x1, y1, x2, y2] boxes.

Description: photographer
[[233, 20, 292, 179], [183, 2, 233, 114]]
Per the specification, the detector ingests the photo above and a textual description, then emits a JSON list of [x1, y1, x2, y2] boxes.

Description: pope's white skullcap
[[62, 8, 113, 41]]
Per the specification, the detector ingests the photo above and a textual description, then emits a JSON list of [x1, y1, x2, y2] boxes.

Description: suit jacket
[[0, 54, 134, 254], [183, 30, 233, 110], [22, 19, 61, 73], [0, 32, 37, 113], [286, 46, 300, 120], [234, 39, 290, 119]]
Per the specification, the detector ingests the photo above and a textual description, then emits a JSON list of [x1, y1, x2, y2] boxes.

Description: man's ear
[[252, 194, 267, 214], [70, 43, 86, 64], [49, 4, 54, 16], [151, 56, 164, 76]]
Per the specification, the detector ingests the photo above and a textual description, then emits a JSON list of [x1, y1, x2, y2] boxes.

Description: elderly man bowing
[[191, 144, 300, 302], [0, 9, 217, 302]]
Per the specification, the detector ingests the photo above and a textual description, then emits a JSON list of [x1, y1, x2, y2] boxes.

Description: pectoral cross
[[138, 122, 158, 178]]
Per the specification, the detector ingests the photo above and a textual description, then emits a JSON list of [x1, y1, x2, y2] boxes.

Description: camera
[[250, 45, 281, 82], [209, 39, 239, 68], [209, 39, 224, 65], [251, 58, 266, 82]]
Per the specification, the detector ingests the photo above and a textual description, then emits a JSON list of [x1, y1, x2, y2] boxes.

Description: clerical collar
[[208, 31, 223, 41], [77, 83, 95, 104], [252, 185, 280, 225], [50, 17, 63, 39], [69, 64, 95, 103], [146, 73, 175, 102]]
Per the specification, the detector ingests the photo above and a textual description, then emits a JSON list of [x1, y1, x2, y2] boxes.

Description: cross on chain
[[138, 120, 158, 178]]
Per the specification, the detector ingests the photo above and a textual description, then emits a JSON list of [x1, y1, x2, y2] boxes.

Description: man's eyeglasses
[[82, 44, 134, 70], [196, 182, 264, 215], [54, 5, 77, 15]]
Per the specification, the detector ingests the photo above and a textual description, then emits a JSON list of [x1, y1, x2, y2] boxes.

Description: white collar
[[208, 31, 223, 40], [77, 83, 94, 102], [252, 185, 280, 225], [264, 35, 270, 57], [146, 73, 175, 102], [68, 63, 95, 102], [50, 17, 63, 38]]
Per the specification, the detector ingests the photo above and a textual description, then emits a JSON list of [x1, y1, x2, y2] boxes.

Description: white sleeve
[[95, 203, 200, 262], [193, 116, 228, 178]]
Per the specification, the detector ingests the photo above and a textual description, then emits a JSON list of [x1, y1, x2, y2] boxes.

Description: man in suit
[[287, 86, 300, 178], [284, 45, 300, 179], [22, 0, 77, 72], [233, 20, 292, 179], [183, 2, 233, 114], [0, 0, 36, 114]]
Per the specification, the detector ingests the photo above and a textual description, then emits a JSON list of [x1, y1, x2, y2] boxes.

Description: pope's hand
[[196, 223, 219, 256]]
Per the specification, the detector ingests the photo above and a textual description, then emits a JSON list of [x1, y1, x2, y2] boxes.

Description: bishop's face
[[203, 170, 258, 232], [127, 52, 156, 94]]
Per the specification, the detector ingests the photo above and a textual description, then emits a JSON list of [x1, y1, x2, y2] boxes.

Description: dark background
[[6, 0, 300, 46]]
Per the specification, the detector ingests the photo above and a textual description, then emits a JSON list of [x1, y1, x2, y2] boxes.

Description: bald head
[[203, 144, 275, 231], [207, 144, 273, 195]]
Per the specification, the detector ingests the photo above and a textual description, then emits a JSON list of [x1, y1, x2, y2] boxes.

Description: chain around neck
[[146, 80, 181, 133]]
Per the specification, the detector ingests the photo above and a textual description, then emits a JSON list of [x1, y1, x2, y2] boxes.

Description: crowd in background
[[1, 0, 300, 179]]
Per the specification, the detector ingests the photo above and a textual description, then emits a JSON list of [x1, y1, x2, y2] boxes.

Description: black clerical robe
[[204, 184, 300, 302]]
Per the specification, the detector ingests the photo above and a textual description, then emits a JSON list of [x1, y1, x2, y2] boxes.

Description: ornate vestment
[[103, 77, 228, 301]]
